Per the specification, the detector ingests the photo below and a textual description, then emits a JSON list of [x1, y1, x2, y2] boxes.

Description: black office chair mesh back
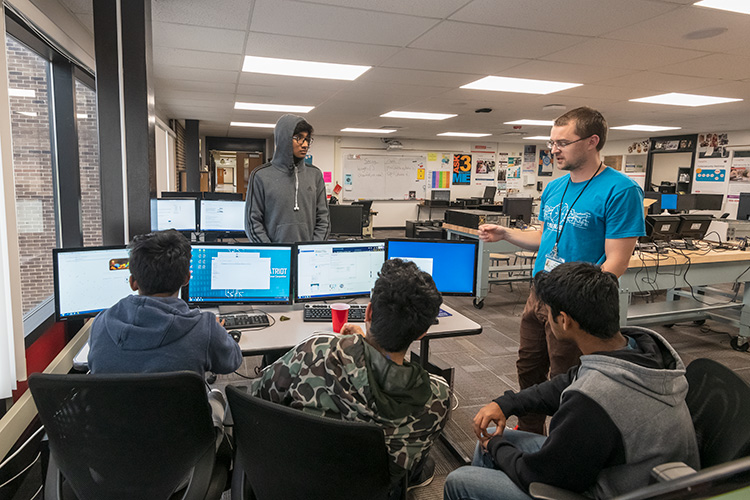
[[685, 358, 750, 469], [226, 386, 392, 500], [29, 372, 217, 500]]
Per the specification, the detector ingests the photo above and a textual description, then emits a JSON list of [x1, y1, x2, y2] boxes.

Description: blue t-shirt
[[534, 167, 645, 275]]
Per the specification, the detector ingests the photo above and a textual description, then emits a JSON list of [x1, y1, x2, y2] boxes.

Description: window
[[5, 34, 57, 315], [75, 79, 102, 246]]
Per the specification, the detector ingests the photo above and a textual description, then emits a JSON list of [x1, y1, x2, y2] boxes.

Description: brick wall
[[6, 35, 56, 314], [75, 80, 102, 247]]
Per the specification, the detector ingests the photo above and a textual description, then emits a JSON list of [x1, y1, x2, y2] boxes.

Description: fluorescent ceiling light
[[243, 55, 370, 81], [76, 113, 88, 119], [231, 121, 276, 128], [524, 136, 551, 140], [437, 132, 492, 138], [611, 124, 682, 132], [341, 128, 396, 133], [694, 0, 750, 15], [380, 111, 456, 120], [8, 88, 35, 97], [630, 92, 742, 107], [504, 119, 555, 126], [461, 76, 582, 95], [17, 111, 37, 117], [234, 102, 314, 113]]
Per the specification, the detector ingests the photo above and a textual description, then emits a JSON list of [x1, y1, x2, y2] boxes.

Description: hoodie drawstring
[[294, 165, 300, 211]]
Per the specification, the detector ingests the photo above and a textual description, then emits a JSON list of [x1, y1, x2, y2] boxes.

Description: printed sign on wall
[[452, 154, 472, 185]]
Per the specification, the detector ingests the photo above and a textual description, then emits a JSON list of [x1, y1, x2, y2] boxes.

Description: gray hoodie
[[88, 295, 242, 376], [244, 114, 329, 243]]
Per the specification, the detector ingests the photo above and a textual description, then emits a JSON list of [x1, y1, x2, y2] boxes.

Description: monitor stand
[[218, 305, 254, 315]]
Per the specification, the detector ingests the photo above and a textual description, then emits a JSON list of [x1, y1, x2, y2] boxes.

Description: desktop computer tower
[[445, 209, 509, 229], [415, 226, 444, 239]]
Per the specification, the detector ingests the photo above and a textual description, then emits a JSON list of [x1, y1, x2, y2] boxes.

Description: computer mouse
[[229, 330, 242, 343]]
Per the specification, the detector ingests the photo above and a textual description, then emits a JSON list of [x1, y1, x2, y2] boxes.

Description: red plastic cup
[[331, 303, 350, 333]]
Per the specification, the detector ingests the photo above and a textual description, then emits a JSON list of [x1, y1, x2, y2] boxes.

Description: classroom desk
[[622, 249, 750, 345]]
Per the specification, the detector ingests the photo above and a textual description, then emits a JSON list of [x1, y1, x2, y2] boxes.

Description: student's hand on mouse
[[478, 224, 506, 242], [218, 317, 225, 327], [473, 401, 506, 447], [339, 323, 365, 336]]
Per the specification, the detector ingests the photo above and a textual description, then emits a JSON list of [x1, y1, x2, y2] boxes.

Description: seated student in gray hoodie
[[445, 262, 699, 500], [88, 229, 242, 401]]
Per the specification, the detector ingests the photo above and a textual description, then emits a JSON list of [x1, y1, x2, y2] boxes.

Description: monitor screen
[[151, 198, 197, 232], [295, 241, 386, 301], [386, 239, 477, 296], [694, 194, 724, 211], [53, 246, 136, 320], [677, 214, 712, 240], [329, 205, 364, 236], [482, 186, 497, 200], [660, 193, 678, 210], [199, 200, 245, 232], [503, 197, 533, 223], [187, 244, 293, 305], [738, 193, 750, 221]]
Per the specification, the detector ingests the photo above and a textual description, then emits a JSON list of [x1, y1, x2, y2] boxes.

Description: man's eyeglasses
[[547, 135, 591, 150], [292, 134, 313, 146]]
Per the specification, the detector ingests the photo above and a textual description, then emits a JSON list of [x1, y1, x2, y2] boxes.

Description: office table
[[622, 249, 750, 346]]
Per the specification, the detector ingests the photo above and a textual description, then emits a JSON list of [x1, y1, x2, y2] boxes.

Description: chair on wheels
[[28, 371, 228, 500], [529, 358, 750, 500], [226, 385, 402, 500]]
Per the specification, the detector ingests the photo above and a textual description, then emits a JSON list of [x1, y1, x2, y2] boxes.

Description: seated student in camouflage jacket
[[249, 259, 450, 493]]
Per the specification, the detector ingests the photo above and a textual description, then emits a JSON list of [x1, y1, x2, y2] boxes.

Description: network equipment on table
[[445, 209, 509, 229], [53, 239, 478, 324], [422, 190, 450, 207], [405, 220, 444, 239]]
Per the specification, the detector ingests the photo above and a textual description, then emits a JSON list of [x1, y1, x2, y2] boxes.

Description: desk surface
[[628, 249, 749, 268]]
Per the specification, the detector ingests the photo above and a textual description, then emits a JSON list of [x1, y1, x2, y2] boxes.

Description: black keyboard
[[303, 304, 367, 322], [219, 312, 270, 329]]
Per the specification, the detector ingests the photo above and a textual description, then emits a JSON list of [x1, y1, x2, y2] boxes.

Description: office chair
[[351, 200, 374, 227], [226, 385, 401, 500], [29, 372, 228, 500], [0, 425, 45, 500], [529, 358, 750, 500]]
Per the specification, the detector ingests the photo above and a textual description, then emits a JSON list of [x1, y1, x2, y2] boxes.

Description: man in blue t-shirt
[[478, 107, 645, 434]]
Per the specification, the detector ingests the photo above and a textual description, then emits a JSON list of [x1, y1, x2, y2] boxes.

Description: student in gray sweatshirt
[[445, 262, 699, 500], [245, 114, 329, 243]]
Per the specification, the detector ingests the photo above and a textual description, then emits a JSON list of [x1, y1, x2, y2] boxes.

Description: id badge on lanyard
[[544, 245, 565, 272]]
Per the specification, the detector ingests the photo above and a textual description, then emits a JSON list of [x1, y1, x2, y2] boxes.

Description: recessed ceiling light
[[242, 55, 371, 81], [230, 122, 276, 128], [8, 88, 35, 97], [504, 119, 555, 126], [234, 102, 314, 113], [461, 76, 582, 95], [17, 111, 37, 117], [76, 113, 88, 119], [694, 1, 750, 15], [524, 136, 551, 140], [611, 124, 682, 132], [380, 111, 456, 120], [629, 92, 742, 107], [437, 132, 492, 138], [341, 128, 396, 133]]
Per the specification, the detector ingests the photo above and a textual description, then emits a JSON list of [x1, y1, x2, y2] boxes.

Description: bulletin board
[[342, 153, 427, 200]]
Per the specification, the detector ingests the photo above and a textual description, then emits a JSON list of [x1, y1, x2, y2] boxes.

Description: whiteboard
[[342, 153, 427, 200]]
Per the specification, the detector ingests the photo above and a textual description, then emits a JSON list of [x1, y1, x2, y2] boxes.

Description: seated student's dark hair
[[293, 119, 314, 137], [128, 229, 191, 296], [369, 259, 442, 353], [533, 262, 620, 339]]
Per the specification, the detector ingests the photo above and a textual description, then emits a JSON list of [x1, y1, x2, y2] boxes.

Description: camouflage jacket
[[249, 333, 450, 478]]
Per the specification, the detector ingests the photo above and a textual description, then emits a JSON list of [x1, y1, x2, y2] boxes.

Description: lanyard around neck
[[553, 161, 604, 251]]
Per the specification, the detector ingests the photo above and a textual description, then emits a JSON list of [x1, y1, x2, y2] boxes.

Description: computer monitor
[[329, 205, 364, 237], [503, 197, 533, 224], [482, 186, 497, 202], [203, 192, 243, 201], [161, 191, 202, 199], [694, 193, 724, 211], [676, 214, 712, 240], [660, 193, 678, 211], [386, 239, 477, 296], [737, 193, 750, 221], [295, 241, 386, 302], [199, 200, 245, 232], [151, 198, 198, 232], [644, 215, 680, 241], [53, 246, 136, 320], [187, 243, 293, 305]]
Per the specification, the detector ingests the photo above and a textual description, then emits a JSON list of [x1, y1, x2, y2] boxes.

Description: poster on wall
[[474, 152, 496, 184], [431, 170, 451, 189], [692, 156, 728, 194], [538, 149, 553, 176], [452, 153, 472, 185], [699, 132, 729, 158], [728, 154, 750, 196]]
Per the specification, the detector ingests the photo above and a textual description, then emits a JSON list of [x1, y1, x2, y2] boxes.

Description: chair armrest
[[651, 462, 697, 482], [528, 482, 589, 500]]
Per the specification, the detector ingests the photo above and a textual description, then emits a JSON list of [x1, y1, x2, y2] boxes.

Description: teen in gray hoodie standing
[[245, 114, 329, 243]]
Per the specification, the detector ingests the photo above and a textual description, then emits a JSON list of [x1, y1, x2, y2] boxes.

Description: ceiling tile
[[500, 60, 634, 84], [356, 67, 477, 88], [152, 65, 240, 84], [380, 48, 525, 75], [293, 0, 470, 17], [153, 22, 246, 54], [660, 54, 750, 81], [153, 48, 243, 71], [154, 79, 236, 93], [243, 32, 400, 65], [596, 72, 727, 92], [151, 0, 252, 30]]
